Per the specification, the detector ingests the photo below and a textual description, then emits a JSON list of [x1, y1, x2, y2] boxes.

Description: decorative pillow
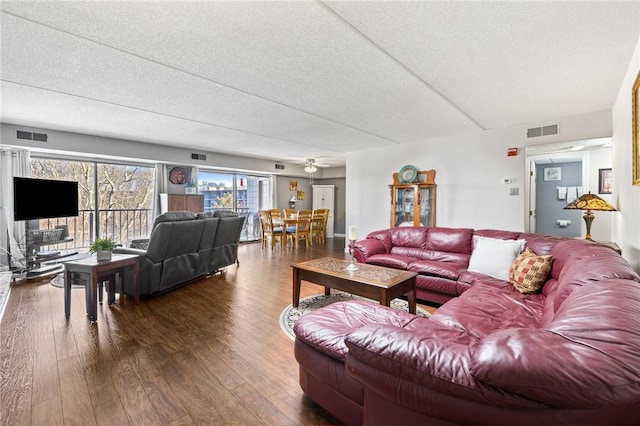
[[509, 248, 553, 293], [467, 236, 525, 281]]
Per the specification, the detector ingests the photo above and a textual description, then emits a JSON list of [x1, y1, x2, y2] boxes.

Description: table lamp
[[563, 192, 616, 241]]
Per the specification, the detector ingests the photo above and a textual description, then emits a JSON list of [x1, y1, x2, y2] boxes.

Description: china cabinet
[[390, 169, 437, 227]]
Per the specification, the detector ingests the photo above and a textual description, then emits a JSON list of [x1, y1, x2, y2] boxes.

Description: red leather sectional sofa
[[293, 227, 640, 425]]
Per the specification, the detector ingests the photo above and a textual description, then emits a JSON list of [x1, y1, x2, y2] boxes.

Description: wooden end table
[[64, 253, 140, 322], [292, 257, 417, 314]]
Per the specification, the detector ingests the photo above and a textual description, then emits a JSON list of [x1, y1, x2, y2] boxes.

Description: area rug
[[50, 273, 85, 289], [279, 292, 430, 341]]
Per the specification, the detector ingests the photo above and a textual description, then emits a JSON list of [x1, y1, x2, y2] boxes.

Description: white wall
[[611, 34, 640, 271], [587, 147, 614, 240], [347, 109, 612, 241]]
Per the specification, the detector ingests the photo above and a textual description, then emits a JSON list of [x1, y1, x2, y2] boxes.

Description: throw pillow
[[509, 248, 553, 294], [467, 236, 525, 281]]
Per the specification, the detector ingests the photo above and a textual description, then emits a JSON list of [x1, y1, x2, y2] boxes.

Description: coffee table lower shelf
[[292, 257, 417, 314]]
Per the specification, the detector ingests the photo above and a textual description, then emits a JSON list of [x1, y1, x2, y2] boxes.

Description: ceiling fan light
[[304, 165, 317, 173]]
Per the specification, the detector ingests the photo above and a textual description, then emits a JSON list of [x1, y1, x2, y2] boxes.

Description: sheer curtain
[[269, 175, 277, 209], [0, 148, 31, 269], [154, 163, 168, 218]]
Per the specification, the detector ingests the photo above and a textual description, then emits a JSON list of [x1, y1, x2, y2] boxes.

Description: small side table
[[64, 253, 140, 322]]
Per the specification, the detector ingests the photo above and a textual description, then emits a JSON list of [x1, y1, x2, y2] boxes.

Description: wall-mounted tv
[[13, 177, 79, 221]]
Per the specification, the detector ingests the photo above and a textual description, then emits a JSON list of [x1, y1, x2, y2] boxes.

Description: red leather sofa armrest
[[353, 238, 386, 262]]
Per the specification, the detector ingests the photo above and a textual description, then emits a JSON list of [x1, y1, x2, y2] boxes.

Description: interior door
[[528, 160, 537, 233]]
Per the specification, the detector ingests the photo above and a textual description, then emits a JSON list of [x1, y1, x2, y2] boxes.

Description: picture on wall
[[543, 166, 562, 181], [297, 190, 305, 200], [169, 166, 188, 184], [289, 180, 298, 191], [599, 168, 612, 194]]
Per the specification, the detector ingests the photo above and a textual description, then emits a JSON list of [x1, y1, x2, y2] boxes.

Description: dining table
[[272, 213, 313, 248], [272, 214, 299, 228]]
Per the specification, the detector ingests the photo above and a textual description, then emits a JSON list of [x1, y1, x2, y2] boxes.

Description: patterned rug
[[279, 292, 430, 341], [50, 273, 85, 289]]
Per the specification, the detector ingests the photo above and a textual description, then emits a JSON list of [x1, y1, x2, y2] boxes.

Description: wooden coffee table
[[292, 257, 418, 314]]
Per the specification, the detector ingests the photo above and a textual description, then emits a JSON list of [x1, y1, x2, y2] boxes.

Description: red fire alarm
[[507, 147, 518, 157]]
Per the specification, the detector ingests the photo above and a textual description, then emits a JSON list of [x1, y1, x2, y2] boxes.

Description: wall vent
[[32, 132, 48, 142], [527, 124, 559, 138], [542, 124, 559, 136], [16, 130, 48, 142], [17, 130, 32, 140], [275, 163, 285, 170], [190, 153, 207, 161]]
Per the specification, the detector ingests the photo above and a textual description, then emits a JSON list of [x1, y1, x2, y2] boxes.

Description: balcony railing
[[36, 208, 154, 249], [34, 206, 260, 252]]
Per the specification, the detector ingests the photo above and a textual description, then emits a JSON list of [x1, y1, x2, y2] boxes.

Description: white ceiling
[[1, 1, 639, 167]]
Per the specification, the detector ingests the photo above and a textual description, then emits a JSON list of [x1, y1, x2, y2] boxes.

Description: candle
[[348, 226, 357, 241]]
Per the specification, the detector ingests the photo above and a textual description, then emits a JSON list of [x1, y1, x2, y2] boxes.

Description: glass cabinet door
[[418, 186, 432, 227], [391, 183, 436, 227], [393, 186, 416, 227]]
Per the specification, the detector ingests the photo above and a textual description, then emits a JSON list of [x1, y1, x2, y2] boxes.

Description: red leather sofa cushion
[[470, 279, 640, 408], [293, 300, 420, 361], [408, 259, 467, 280], [424, 227, 474, 254]]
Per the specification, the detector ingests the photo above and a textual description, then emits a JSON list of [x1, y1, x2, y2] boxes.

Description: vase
[[96, 250, 112, 261]]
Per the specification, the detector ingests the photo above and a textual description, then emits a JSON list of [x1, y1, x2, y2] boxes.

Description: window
[[30, 157, 155, 248]]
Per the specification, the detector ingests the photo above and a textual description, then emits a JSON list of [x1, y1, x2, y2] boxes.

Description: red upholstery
[[354, 226, 589, 304], [295, 228, 640, 425]]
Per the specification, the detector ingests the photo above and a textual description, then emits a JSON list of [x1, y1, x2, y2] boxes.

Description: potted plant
[[90, 238, 117, 261]]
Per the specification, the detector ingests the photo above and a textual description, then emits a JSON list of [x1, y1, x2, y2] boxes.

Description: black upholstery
[[114, 211, 242, 297]]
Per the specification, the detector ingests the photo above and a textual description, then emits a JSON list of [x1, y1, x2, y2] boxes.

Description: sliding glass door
[[197, 171, 270, 241]]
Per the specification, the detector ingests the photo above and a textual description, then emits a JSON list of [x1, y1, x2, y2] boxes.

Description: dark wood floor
[[1, 238, 435, 425]]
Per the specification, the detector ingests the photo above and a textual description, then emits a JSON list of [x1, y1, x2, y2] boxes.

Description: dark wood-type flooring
[[1, 238, 436, 425]]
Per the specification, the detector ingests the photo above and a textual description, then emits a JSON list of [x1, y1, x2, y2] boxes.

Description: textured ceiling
[[1, 1, 638, 167]]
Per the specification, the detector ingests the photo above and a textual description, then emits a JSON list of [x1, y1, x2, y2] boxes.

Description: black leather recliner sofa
[[114, 211, 244, 297]]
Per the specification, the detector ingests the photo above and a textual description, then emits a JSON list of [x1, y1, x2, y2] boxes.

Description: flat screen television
[[13, 177, 79, 221]]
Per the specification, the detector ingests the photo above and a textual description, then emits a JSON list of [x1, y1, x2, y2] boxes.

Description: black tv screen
[[13, 177, 79, 221]]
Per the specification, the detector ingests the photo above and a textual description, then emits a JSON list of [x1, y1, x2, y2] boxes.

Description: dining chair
[[283, 208, 295, 217], [259, 210, 285, 250], [286, 209, 312, 248], [311, 209, 329, 245]]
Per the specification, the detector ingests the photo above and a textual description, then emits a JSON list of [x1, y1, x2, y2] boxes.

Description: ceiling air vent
[[527, 124, 559, 138], [190, 153, 207, 161], [275, 163, 285, 170]]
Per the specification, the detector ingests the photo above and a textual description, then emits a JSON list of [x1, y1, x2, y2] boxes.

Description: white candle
[[348, 226, 357, 241]]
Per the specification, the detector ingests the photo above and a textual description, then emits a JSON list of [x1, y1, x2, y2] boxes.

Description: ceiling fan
[[303, 158, 329, 173], [303, 158, 329, 183]]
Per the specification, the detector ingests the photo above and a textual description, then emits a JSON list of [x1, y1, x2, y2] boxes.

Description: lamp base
[[583, 210, 595, 241], [345, 261, 359, 272]]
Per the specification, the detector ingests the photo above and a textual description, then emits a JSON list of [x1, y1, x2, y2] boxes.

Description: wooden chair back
[[259, 210, 284, 250], [287, 210, 312, 248], [311, 209, 329, 244]]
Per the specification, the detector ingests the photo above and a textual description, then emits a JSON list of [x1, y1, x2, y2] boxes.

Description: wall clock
[[169, 167, 188, 184], [398, 165, 418, 183]]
